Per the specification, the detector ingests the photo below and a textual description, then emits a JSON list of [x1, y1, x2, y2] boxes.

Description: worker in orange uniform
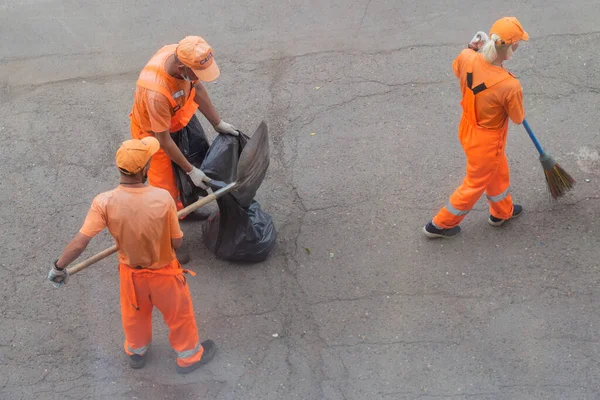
[[130, 35, 238, 209], [48, 137, 216, 374], [424, 17, 529, 238]]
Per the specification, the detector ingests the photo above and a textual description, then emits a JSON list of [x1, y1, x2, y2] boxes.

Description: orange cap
[[176, 36, 220, 82], [489, 17, 529, 45], [116, 137, 160, 175]]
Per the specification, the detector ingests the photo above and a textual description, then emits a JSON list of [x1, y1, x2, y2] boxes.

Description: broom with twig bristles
[[522, 119, 576, 199]]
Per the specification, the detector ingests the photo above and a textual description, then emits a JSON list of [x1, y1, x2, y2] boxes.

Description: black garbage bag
[[201, 131, 249, 184], [201, 132, 276, 262], [172, 115, 210, 207], [202, 197, 276, 262]]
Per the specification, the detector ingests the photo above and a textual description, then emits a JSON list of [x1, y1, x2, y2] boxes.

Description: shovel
[[66, 121, 270, 276]]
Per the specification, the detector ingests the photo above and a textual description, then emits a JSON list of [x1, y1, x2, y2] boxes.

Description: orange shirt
[[452, 49, 524, 130], [130, 44, 194, 135], [79, 185, 183, 269]]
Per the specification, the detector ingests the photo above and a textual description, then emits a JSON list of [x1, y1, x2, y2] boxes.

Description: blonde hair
[[482, 33, 500, 63]]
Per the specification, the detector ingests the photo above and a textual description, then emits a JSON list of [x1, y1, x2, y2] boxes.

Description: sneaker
[[488, 204, 523, 227], [128, 353, 147, 369], [176, 340, 217, 375], [423, 221, 461, 239]]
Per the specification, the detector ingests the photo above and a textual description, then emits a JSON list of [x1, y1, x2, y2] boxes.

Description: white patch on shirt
[[173, 90, 185, 100]]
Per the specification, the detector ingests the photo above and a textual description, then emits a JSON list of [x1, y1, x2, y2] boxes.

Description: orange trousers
[[146, 148, 184, 210], [433, 117, 514, 229], [131, 123, 183, 210], [119, 260, 203, 367]]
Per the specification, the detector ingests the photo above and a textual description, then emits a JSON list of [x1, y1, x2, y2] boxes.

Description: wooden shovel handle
[[66, 182, 237, 276]]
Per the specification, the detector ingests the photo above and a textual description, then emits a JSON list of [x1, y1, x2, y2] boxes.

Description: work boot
[[128, 353, 147, 369], [180, 209, 212, 221], [175, 340, 217, 375], [488, 204, 523, 227], [180, 203, 217, 222], [423, 221, 461, 239], [176, 242, 191, 265]]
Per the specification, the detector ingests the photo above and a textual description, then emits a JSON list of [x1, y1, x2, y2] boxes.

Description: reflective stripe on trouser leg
[[176, 342, 202, 361], [432, 202, 472, 229], [486, 186, 510, 203], [485, 152, 513, 220], [432, 201, 471, 229], [445, 202, 471, 216], [127, 344, 150, 356]]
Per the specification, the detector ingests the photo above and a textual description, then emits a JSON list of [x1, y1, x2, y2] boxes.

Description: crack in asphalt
[[327, 339, 461, 349], [307, 289, 485, 306], [354, 0, 373, 37], [264, 54, 330, 399]]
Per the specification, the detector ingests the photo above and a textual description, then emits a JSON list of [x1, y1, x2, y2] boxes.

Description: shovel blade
[[234, 121, 270, 207]]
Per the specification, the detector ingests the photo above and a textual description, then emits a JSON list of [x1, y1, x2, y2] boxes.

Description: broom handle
[[66, 181, 237, 276], [522, 119, 545, 156]]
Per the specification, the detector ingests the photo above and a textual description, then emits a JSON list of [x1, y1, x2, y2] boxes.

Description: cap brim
[[140, 136, 160, 156], [521, 31, 529, 41], [192, 60, 220, 83]]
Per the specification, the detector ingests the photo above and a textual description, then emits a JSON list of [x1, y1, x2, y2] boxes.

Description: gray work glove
[[187, 167, 210, 190], [469, 31, 489, 51], [48, 262, 69, 288], [214, 120, 239, 136]]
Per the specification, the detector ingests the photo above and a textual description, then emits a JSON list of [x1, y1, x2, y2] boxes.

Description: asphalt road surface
[[1, 1, 599, 399]]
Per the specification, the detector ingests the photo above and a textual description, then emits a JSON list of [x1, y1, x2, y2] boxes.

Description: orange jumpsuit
[[130, 45, 200, 210], [433, 49, 525, 229], [79, 185, 204, 368]]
